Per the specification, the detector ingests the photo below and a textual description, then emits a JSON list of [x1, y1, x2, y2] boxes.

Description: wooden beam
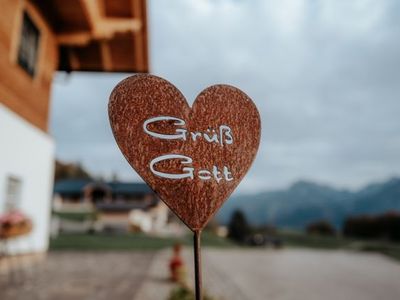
[[141, 0, 149, 72], [100, 41, 112, 71], [132, 0, 145, 71], [98, 18, 141, 39], [80, 0, 101, 31], [80, 0, 141, 39], [68, 49, 80, 70], [57, 32, 92, 46], [56, 17, 141, 45]]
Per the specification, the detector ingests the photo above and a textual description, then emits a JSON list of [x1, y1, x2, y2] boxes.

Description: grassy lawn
[[52, 211, 97, 222], [50, 231, 235, 251], [276, 230, 353, 249], [276, 230, 400, 262], [49, 229, 400, 262]]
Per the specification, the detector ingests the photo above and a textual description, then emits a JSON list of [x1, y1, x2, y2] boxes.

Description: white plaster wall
[[0, 104, 55, 254]]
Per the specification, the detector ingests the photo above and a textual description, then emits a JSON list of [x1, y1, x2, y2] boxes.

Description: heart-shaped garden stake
[[109, 74, 260, 299], [109, 74, 261, 232]]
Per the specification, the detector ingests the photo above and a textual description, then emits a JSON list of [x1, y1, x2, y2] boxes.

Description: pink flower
[[0, 210, 31, 226]]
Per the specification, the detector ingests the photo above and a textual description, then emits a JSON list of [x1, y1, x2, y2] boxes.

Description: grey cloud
[[51, 0, 400, 193]]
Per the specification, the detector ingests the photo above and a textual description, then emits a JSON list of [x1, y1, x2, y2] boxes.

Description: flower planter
[[0, 211, 32, 240]]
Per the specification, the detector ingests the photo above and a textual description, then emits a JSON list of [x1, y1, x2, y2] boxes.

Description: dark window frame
[[17, 11, 41, 77]]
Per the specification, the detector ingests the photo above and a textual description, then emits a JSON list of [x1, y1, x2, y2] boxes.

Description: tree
[[343, 212, 400, 241], [306, 220, 336, 236], [227, 210, 250, 243], [55, 160, 92, 181]]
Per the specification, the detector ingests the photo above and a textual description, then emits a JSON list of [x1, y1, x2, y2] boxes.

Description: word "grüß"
[[143, 116, 234, 146]]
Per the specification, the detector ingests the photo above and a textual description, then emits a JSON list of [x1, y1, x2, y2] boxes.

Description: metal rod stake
[[194, 230, 202, 300]]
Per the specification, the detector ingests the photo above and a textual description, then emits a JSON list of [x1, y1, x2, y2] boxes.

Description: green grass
[[50, 232, 176, 251], [197, 231, 236, 248], [50, 231, 235, 251], [276, 230, 352, 249], [276, 230, 400, 262], [52, 211, 97, 222], [49, 229, 400, 262]]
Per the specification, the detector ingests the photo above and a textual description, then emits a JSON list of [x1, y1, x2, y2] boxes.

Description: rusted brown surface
[[109, 74, 261, 231]]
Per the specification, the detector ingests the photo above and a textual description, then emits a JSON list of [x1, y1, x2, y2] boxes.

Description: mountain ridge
[[217, 177, 400, 229]]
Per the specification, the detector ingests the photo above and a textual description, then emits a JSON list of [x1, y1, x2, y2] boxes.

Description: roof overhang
[[31, 0, 149, 73]]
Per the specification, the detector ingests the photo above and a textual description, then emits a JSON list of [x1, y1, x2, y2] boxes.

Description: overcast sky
[[50, 0, 400, 194]]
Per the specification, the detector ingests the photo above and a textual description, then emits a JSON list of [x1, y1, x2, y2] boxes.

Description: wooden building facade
[[0, 0, 148, 254]]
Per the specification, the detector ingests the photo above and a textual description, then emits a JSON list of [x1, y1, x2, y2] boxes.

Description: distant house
[[53, 179, 169, 234], [0, 0, 148, 255]]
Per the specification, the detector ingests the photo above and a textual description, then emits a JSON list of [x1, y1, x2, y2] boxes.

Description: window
[[18, 12, 40, 76], [4, 176, 22, 211]]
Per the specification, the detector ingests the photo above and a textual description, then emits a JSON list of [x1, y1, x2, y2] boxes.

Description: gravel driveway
[[0, 251, 155, 300]]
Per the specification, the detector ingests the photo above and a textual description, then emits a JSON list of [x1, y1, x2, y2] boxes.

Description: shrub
[[168, 286, 215, 300], [306, 220, 336, 236], [343, 212, 400, 241], [227, 210, 250, 243]]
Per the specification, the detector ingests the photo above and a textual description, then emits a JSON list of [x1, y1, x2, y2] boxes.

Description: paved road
[[2, 249, 400, 300], [0, 251, 155, 300], [197, 249, 400, 300]]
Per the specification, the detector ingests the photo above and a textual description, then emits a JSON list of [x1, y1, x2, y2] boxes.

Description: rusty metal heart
[[108, 74, 261, 231]]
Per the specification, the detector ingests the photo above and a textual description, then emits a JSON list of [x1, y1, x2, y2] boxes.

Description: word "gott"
[[150, 154, 233, 183]]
